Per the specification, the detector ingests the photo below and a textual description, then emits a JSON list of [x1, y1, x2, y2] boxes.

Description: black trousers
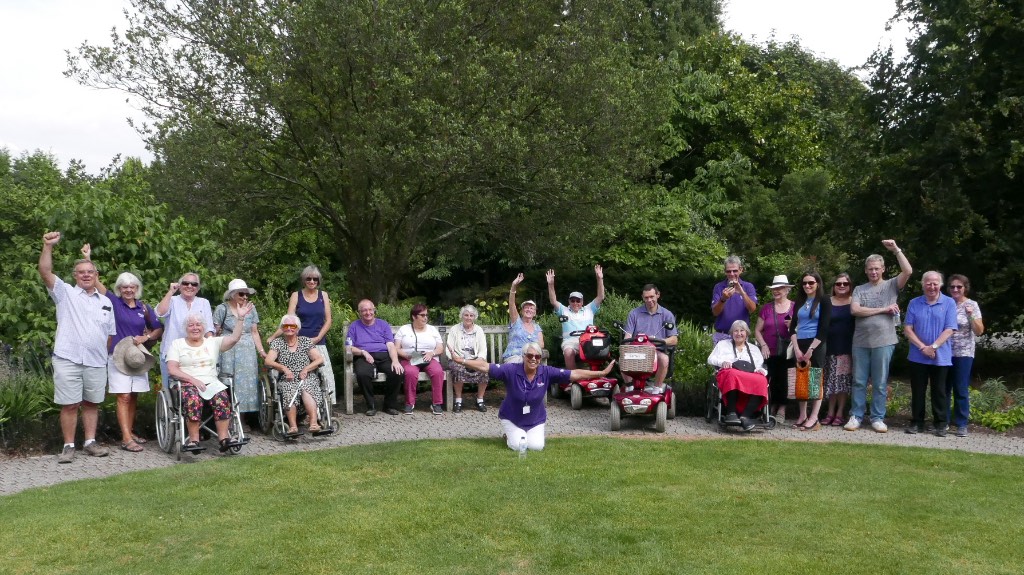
[[909, 362, 949, 428], [354, 352, 401, 410], [724, 390, 761, 418]]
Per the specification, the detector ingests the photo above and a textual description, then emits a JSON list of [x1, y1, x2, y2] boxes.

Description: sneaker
[[365, 409, 377, 416], [57, 445, 75, 464], [956, 426, 968, 437], [476, 401, 487, 413], [403, 404, 414, 415], [431, 404, 443, 415], [905, 425, 919, 435], [935, 427, 948, 438], [723, 412, 741, 425], [740, 417, 756, 432], [843, 417, 861, 431], [454, 402, 463, 413], [870, 420, 888, 433], [83, 442, 110, 457], [384, 408, 400, 416], [644, 386, 664, 394]]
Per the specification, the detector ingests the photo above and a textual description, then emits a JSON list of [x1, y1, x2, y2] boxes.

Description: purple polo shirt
[[711, 279, 757, 333], [105, 292, 162, 354], [493, 363, 571, 430], [625, 305, 678, 339], [346, 319, 394, 353], [905, 294, 958, 366]]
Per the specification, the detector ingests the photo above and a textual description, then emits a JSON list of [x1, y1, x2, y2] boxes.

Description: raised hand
[[546, 269, 555, 284], [594, 264, 603, 279], [512, 273, 525, 287], [43, 231, 61, 246]]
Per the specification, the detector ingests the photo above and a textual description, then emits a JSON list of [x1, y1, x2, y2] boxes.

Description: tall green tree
[[862, 0, 1024, 326], [68, 0, 687, 302]]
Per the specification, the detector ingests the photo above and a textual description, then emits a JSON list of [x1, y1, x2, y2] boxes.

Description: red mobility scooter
[[610, 322, 676, 432], [550, 324, 617, 409]]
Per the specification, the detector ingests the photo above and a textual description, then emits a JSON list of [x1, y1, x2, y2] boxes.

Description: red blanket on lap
[[716, 368, 768, 413]]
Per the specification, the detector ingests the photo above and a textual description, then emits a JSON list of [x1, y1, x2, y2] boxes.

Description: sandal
[[820, 415, 835, 426], [309, 423, 322, 433], [219, 438, 232, 453], [120, 440, 144, 452], [183, 439, 202, 452], [131, 434, 148, 444], [832, 415, 846, 426], [287, 426, 300, 435], [791, 418, 807, 429], [800, 419, 821, 431]]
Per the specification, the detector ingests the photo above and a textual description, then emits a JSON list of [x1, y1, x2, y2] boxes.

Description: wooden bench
[[341, 322, 546, 414]]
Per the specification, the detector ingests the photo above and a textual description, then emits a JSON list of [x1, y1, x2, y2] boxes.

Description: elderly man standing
[[624, 284, 679, 393], [711, 256, 757, 344], [845, 239, 913, 433], [546, 265, 605, 369], [346, 299, 404, 416], [39, 231, 117, 463], [903, 271, 958, 437]]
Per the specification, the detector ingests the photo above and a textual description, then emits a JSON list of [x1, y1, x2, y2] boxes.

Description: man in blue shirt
[[625, 284, 678, 393], [546, 265, 605, 369], [903, 271, 958, 436]]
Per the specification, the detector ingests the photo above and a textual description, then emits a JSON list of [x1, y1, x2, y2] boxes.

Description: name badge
[[522, 405, 531, 415]]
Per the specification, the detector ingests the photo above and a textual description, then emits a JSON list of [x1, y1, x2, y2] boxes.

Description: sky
[[0, 0, 912, 175]]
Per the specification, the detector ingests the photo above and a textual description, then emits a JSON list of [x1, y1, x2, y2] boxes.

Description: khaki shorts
[[560, 336, 580, 352], [52, 356, 107, 405]]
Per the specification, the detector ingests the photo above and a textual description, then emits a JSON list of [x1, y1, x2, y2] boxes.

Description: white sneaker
[[643, 386, 664, 394], [871, 420, 888, 433], [843, 416, 861, 431]]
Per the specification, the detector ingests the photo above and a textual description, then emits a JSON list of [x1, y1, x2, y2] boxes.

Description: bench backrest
[[386, 324, 509, 365]]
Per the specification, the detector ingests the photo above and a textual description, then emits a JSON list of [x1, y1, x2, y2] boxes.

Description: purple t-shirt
[[711, 279, 757, 333], [105, 292, 162, 354], [346, 319, 394, 353], [493, 363, 571, 430]]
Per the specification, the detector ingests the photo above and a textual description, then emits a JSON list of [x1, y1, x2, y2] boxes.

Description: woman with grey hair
[[446, 304, 489, 412], [213, 278, 266, 417], [264, 314, 325, 434], [450, 341, 615, 451], [270, 265, 336, 404], [707, 319, 769, 432], [97, 269, 163, 452], [157, 272, 214, 388]]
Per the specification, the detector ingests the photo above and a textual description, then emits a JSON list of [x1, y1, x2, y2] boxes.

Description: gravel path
[[3, 402, 1022, 496]]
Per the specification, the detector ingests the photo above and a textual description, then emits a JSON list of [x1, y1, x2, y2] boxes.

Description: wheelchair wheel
[[667, 388, 676, 420], [156, 390, 175, 454], [704, 380, 717, 423], [258, 373, 274, 434], [610, 400, 621, 431], [655, 401, 667, 432], [570, 384, 583, 410], [549, 383, 563, 400]]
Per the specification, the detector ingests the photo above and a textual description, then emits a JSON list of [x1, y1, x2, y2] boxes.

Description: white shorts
[[52, 356, 107, 405], [560, 336, 580, 352], [107, 355, 152, 394]]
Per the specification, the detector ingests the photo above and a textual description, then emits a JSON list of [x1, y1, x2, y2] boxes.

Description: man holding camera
[[711, 255, 758, 344]]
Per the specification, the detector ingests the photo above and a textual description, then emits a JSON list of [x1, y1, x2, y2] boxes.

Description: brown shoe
[[83, 442, 110, 457]]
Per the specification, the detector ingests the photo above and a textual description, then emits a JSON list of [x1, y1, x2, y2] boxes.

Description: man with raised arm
[[546, 265, 605, 369], [844, 239, 913, 434], [711, 255, 758, 344], [38, 231, 117, 463]]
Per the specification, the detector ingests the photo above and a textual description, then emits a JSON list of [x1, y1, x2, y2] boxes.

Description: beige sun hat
[[223, 278, 257, 301], [767, 275, 794, 289], [112, 337, 156, 376]]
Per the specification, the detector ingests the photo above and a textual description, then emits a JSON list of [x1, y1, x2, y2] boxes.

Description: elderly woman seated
[[263, 314, 325, 434], [166, 305, 253, 452], [707, 320, 769, 432]]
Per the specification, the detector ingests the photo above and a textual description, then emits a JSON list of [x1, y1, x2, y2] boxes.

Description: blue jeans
[[850, 345, 895, 422], [945, 356, 973, 427]]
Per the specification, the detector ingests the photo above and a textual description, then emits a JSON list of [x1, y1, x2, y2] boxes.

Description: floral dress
[[270, 336, 323, 407], [213, 304, 261, 412]]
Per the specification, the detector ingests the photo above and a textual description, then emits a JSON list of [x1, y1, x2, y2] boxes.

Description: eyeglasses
[[524, 353, 542, 360], [74, 269, 97, 275], [949, 285, 965, 290], [282, 324, 298, 330], [180, 281, 199, 287], [304, 277, 320, 283], [834, 281, 849, 287], [569, 298, 582, 303], [359, 308, 376, 313], [802, 281, 817, 286]]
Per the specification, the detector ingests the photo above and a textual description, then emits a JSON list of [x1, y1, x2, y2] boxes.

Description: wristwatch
[[930, 343, 939, 350]]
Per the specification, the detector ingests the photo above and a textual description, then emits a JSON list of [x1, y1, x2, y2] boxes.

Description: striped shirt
[[48, 277, 117, 367]]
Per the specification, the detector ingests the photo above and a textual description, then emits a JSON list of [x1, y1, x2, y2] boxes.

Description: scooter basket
[[619, 344, 656, 373]]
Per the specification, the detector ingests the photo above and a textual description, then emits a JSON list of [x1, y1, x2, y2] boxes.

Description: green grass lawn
[[2, 438, 1021, 575]]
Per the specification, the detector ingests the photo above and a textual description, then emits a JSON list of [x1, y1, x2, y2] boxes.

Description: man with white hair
[[903, 271, 958, 436], [546, 265, 605, 369]]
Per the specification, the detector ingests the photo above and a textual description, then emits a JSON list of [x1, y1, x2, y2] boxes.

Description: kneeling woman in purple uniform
[[449, 341, 615, 451]]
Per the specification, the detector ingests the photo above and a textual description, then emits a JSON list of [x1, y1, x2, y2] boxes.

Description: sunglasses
[[834, 281, 849, 286], [569, 298, 582, 303], [305, 277, 320, 283], [524, 353, 542, 360], [282, 324, 298, 330], [802, 281, 817, 286], [414, 313, 428, 318], [180, 281, 199, 287], [949, 285, 965, 290]]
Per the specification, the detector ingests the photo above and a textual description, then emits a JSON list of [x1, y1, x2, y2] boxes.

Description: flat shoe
[[120, 440, 144, 452], [820, 415, 834, 426]]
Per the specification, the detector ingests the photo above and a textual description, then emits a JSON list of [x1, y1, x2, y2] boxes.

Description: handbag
[[771, 303, 792, 358], [787, 361, 823, 400]]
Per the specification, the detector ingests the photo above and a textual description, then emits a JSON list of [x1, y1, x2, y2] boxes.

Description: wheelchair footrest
[[227, 437, 250, 448], [183, 443, 207, 454], [311, 427, 335, 436]]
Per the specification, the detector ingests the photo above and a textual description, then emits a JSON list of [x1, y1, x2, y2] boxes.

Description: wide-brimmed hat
[[223, 278, 257, 301], [568, 291, 584, 300], [112, 337, 156, 376], [767, 275, 794, 289]]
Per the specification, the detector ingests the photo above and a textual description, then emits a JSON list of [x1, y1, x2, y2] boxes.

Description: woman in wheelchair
[[263, 314, 325, 434], [166, 305, 253, 452], [707, 320, 769, 431]]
